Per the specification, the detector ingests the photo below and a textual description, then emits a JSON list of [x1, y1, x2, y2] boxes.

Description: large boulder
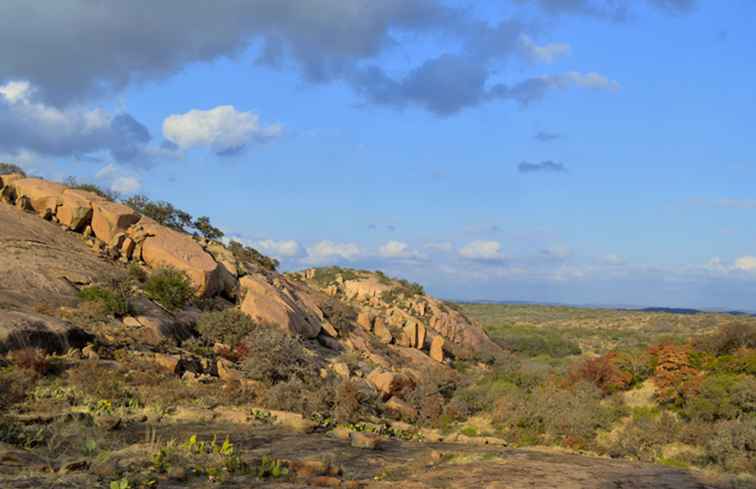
[[239, 274, 322, 338], [12, 178, 66, 217], [91, 200, 140, 243], [132, 221, 223, 297], [0, 173, 24, 203], [57, 189, 106, 231], [0, 310, 93, 354]]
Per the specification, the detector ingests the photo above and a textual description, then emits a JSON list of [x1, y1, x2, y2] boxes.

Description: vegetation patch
[[143, 267, 194, 311]]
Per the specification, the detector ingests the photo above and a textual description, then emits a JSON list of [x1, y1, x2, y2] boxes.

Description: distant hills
[[455, 300, 756, 317]]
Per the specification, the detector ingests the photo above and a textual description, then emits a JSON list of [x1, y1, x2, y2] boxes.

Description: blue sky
[[1, 0, 755, 309]]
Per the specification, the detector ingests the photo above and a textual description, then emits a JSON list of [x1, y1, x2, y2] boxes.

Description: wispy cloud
[[518, 160, 568, 173]]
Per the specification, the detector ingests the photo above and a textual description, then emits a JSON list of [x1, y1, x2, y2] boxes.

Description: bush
[[144, 267, 194, 310], [240, 325, 318, 387], [63, 177, 118, 201], [568, 352, 632, 396], [319, 298, 356, 334], [78, 280, 133, 317], [696, 419, 756, 473], [124, 195, 193, 232], [694, 322, 756, 356], [260, 378, 333, 418], [649, 344, 703, 407], [228, 241, 279, 272], [494, 381, 622, 448], [196, 309, 258, 350], [333, 379, 371, 424], [8, 348, 50, 376], [0, 366, 33, 409], [683, 374, 756, 422], [494, 332, 581, 358], [606, 409, 680, 462], [0, 162, 25, 176]]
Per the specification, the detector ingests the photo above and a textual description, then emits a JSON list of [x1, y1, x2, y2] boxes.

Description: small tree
[[144, 267, 194, 310], [0, 162, 25, 176], [193, 216, 224, 241]]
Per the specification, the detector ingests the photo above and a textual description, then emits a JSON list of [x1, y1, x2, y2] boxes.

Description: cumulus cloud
[[518, 160, 568, 173], [253, 239, 301, 258], [735, 256, 756, 272], [0, 80, 154, 164], [163, 105, 283, 155], [459, 240, 505, 261], [378, 241, 426, 261], [0, 1, 626, 116], [519, 35, 571, 63], [304, 241, 362, 264], [95, 163, 142, 194]]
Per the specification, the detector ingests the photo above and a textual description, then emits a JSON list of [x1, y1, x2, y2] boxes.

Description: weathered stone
[[349, 431, 381, 450], [154, 353, 180, 374], [217, 358, 241, 383], [321, 320, 339, 338], [356, 310, 373, 331], [0, 310, 93, 355], [366, 368, 407, 399], [57, 189, 105, 231], [373, 317, 393, 344], [385, 396, 418, 420], [91, 200, 140, 244], [318, 333, 343, 351], [134, 221, 222, 297], [430, 336, 445, 362], [120, 237, 135, 260], [12, 178, 66, 218], [266, 409, 318, 433], [331, 361, 350, 380], [239, 274, 322, 338]]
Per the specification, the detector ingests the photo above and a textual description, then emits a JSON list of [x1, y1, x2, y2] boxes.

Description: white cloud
[[95, 163, 142, 194], [0, 80, 33, 103], [735, 256, 756, 272], [162, 105, 283, 155], [254, 239, 301, 258], [459, 240, 504, 261], [519, 35, 571, 63], [378, 240, 426, 261], [304, 241, 362, 264]]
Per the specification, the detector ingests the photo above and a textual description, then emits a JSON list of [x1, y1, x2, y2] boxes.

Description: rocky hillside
[[0, 171, 498, 375]]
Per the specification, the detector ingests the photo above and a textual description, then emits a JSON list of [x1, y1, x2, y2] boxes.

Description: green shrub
[[62, 177, 117, 201], [78, 280, 133, 317], [606, 410, 679, 462], [144, 267, 194, 310], [494, 332, 581, 358], [319, 298, 356, 333], [694, 322, 756, 355], [683, 374, 756, 422], [0, 366, 32, 410], [196, 309, 258, 350], [310, 266, 359, 286], [494, 382, 622, 449], [0, 162, 25, 176], [695, 419, 756, 473], [240, 325, 318, 387], [228, 240, 279, 272]]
